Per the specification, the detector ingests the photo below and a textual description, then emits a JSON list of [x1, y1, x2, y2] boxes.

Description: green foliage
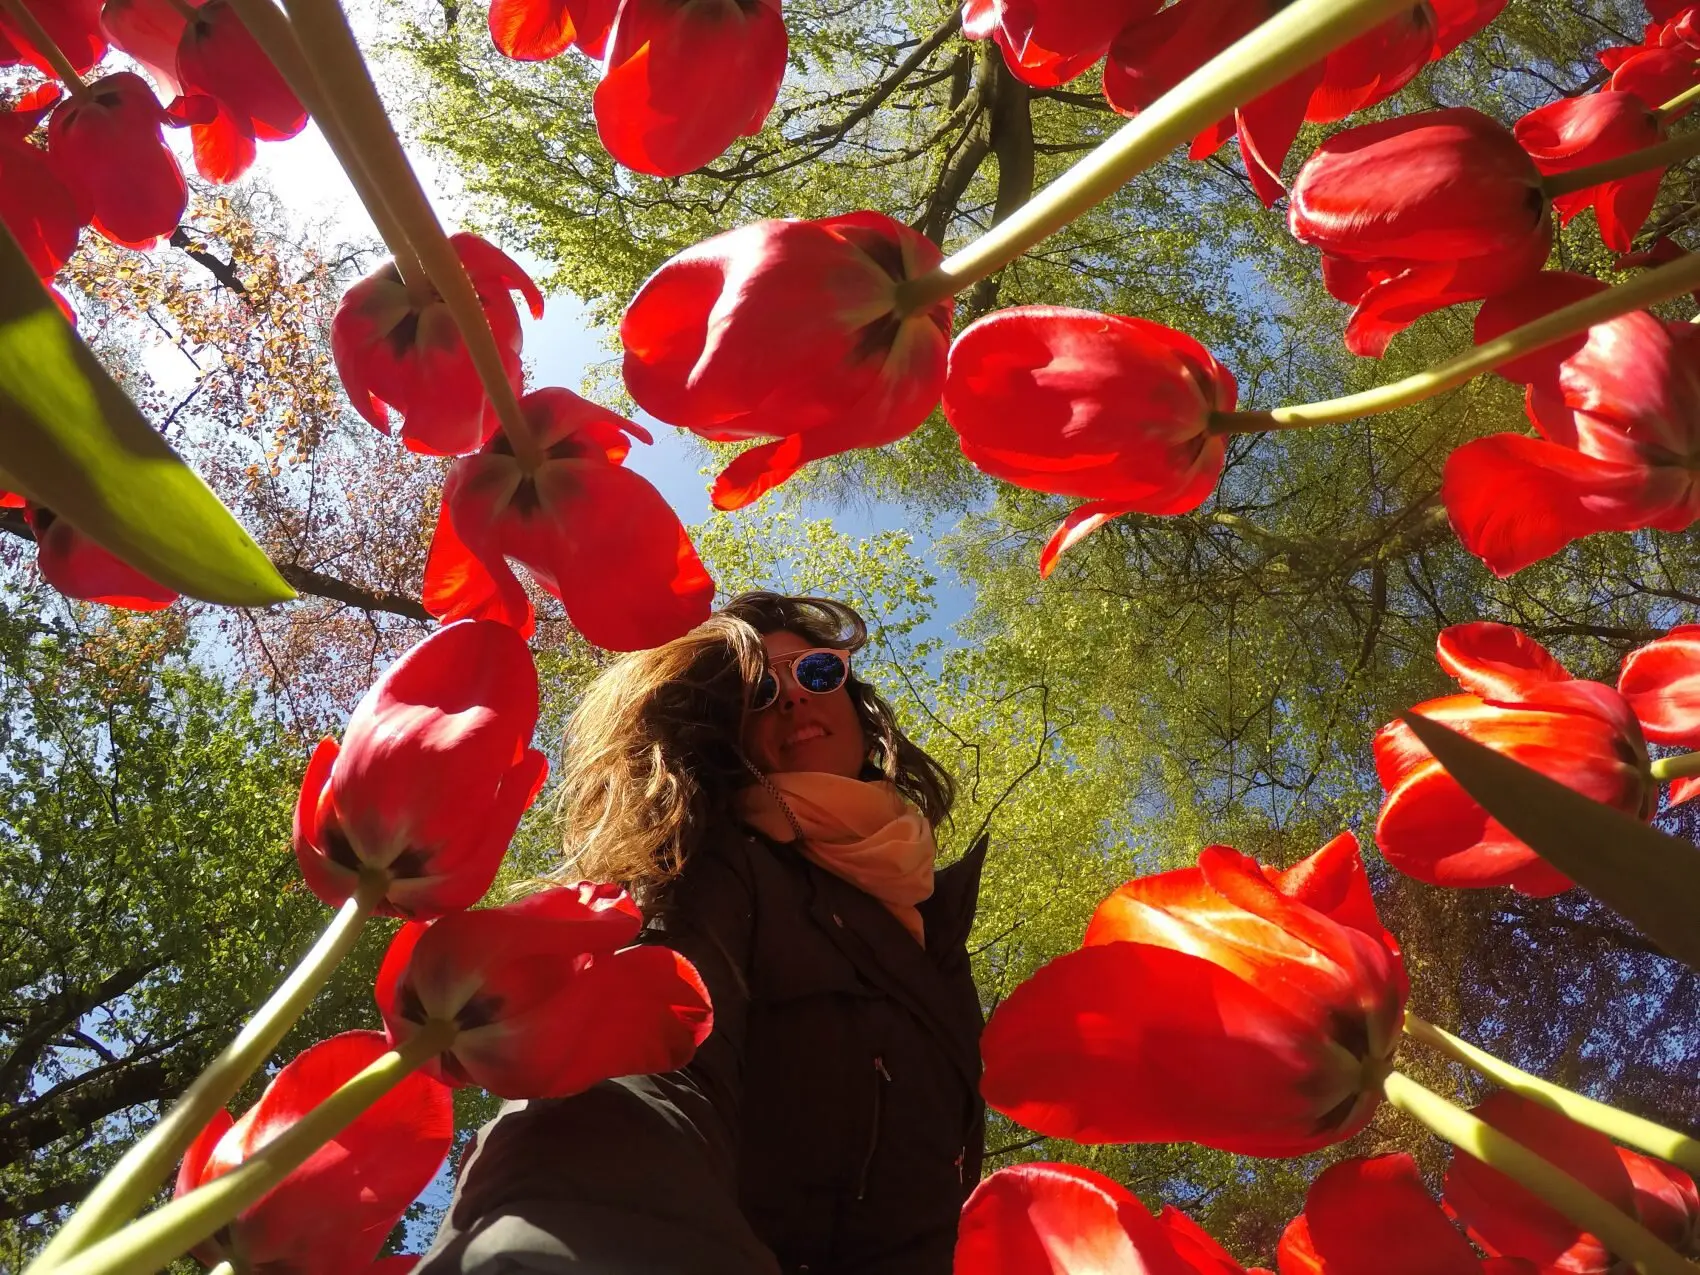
[[0, 596, 390, 1267]]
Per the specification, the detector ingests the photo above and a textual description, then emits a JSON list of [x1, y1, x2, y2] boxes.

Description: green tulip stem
[[1542, 129, 1700, 200], [1403, 1013, 1700, 1176], [1382, 1070, 1692, 1275], [45, 1020, 457, 1275], [26, 873, 388, 1273], [225, 0, 430, 298], [1650, 750, 1700, 781], [1211, 247, 1700, 432], [276, 0, 540, 467], [891, 0, 1410, 316], [0, 0, 89, 97], [1657, 80, 1700, 122]]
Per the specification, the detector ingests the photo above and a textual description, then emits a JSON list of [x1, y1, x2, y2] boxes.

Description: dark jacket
[[418, 825, 989, 1275]]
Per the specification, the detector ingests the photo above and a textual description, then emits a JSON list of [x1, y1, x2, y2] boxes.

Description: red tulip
[[101, 0, 196, 96], [1624, 1148, 1700, 1255], [1620, 624, 1700, 745], [48, 72, 189, 250], [175, 0, 307, 183], [941, 305, 1237, 576], [621, 211, 952, 508], [594, 0, 787, 177], [1278, 1153, 1536, 1275], [1287, 107, 1552, 357], [175, 1031, 452, 1273], [23, 504, 178, 611], [1430, 0, 1511, 56], [375, 882, 714, 1099], [954, 1162, 1270, 1275], [0, 0, 105, 76], [1515, 93, 1665, 253], [1610, 43, 1700, 106], [331, 233, 543, 456], [1444, 271, 1700, 575], [1444, 1092, 1652, 1272], [1618, 624, 1700, 806], [422, 387, 714, 650], [979, 832, 1406, 1156], [963, 0, 1158, 88], [1105, 1, 1504, 208], [1374, 622, 1657, 896], [488, 0, 617, 60], [1, 86, 88, 279], [293, 619, 549, 918]]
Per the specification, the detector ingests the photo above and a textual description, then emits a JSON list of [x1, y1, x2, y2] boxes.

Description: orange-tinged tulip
[[1375, 622, 1657, 895], [980, 832, 1406, 1156]]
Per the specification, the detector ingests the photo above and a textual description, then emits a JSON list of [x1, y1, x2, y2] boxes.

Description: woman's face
[[741, 630, 868, 778]]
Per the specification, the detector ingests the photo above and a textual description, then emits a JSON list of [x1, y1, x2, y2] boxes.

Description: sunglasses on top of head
[[749, 648, 850, 712]]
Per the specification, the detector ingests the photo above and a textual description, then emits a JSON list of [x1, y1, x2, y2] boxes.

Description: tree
[[0, 591, 393, 1267]]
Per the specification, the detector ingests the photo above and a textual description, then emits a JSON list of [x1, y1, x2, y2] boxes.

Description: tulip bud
[[375, 882, 714, 1099], [293, 620, 549, 918]]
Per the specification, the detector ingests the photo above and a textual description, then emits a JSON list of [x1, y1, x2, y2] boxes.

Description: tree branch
[[169, 227, 248, 296], [1, 511, 432, 622]]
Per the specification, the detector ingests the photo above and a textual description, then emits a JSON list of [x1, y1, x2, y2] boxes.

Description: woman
[[420, 592, 988, 1275]]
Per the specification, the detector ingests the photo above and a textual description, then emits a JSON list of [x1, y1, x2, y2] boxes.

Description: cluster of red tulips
[[175, 618, 712, 1271], [12, 0, 1700, 1271]]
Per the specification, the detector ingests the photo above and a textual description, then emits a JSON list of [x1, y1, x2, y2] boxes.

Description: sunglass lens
[[752, 671, 779, 710], [795, 651, 847, 694]]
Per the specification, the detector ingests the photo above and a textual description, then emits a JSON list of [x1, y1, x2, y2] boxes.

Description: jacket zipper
[[855, 1055, 891, 1201]]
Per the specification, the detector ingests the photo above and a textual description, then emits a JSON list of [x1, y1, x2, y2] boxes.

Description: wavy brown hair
[[548, 591, 955, 895]]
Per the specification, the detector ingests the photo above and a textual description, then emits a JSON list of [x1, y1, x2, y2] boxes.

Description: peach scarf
[[736, 771, 937, 946]]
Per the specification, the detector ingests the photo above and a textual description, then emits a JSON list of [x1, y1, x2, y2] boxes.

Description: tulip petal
[[595, 0, 788, 177], [1444, 1092, 1635, 1272], [1436, 622, 1571, 702], [1039, 499, 1137, 578], [422, 490, 537, 639], [1158, 1204, 1265, 1273], [1474, 271, 1610, 388], [28, 506, 179, 610], [189, 1031, 451, 1272], [1301, 1154, 1484, 1275], [1620, 626, 1700, 745], [1234, 62, 1325, 208], [980, 941, 1371, 1156], [488, 0, 616, 60], [953, 1163, 1201, 1275], [1442, 432, 1666, 576]]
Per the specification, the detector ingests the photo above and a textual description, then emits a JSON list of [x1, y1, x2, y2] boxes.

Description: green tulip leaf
[[0, 227, 294, 607], [1402, 710, 1700, 971]]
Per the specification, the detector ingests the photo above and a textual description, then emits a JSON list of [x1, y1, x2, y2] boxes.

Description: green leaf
[[1402, 710, 1700, 971], [0, 227, 293, 607]]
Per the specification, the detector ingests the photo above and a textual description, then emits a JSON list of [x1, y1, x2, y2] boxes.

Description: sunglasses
[[750, 647, 851, 712]]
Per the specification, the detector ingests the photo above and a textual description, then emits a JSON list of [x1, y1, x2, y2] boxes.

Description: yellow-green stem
[[47, 1021, 456, 1275], [1404, 1013, 1700, 1176], [1542, 129, 1700, 200], [0, 0, 89, 96], [25, 875, 386, 1273], [1657, 79, 1700, 122], [278, 0, 538, 465], [891, 0, 1410, 315], [1211, 247, 1700, 431], [1383, 1070, 1691, 1275], [1650, 750, 1700, 782], [223, 0, 429, 295]]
